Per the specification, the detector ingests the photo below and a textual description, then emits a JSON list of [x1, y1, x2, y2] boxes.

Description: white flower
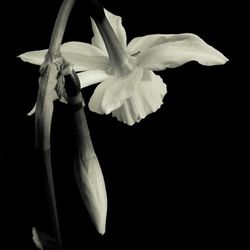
[[19, 9, 228, 125]]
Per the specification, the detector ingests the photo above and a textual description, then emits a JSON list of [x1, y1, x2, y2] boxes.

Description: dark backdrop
[[1, 0, 240, 249]]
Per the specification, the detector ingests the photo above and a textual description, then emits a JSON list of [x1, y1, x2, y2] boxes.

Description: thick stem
[[34, 1, 76, 249], [49, 0, 76, 56], [35, 61, 58, 150], [35, 149, 62, 250]]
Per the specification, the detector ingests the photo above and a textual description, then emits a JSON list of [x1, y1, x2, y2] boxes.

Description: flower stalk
[[49, 0, 76, 57], [34, 0, 75, 249], [87, 0, 130, 74]]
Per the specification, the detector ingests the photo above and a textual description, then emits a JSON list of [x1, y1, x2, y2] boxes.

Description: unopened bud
[[74, 151, 107, 235]]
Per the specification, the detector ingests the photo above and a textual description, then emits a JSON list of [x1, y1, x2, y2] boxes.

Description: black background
[[1, 0, 242, 249]]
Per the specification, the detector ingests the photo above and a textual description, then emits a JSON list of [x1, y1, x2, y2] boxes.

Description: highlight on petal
[[27, 103, 36, 116], [19, 42, 109, 71], [32, 227, 43, 250], [77, 70, 109, 88], [128, 34, 175, 55], [112, 70, 167, 125], [74, 152, 107, 235], [18, 49, 47, 66], [136, 33, 229, 71], [60, 42, 109, 71], [31, 227, 59, 249], [61, 41, 106, 56], [89, 67, 143, 114], [91, 9, 127, 54]]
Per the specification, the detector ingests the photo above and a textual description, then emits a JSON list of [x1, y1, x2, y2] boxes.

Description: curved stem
[[34, 1, 76, 249], [36, 0, 76, 150], [49, 0, 76, 56]]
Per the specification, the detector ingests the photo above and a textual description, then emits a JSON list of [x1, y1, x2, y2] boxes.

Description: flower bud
[[65, 68, 108, 235], [74, 150, 107, 235]]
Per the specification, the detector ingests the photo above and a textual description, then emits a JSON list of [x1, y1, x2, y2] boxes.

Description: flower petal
[[27, 103, 36, 116], [61, 41, 107, 57], [91, 9, 127, 54], [77, 70, 109, 88], [112, 71, 167, 125], [136, 33, 228, 71], [32, 227, 43, 250], [128, 34, 174, 54], [19, 42, 109, 71], [89, 67, 143, 114], [18, 49, 47, 65], [60, 42, 109, 71]]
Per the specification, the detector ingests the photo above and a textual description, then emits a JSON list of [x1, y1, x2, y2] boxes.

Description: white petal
[[61, 41, 107, 57], [74, 152, 107, 235], [18, 49, 47, 65], [27, 103, 36, 116], [128, 34, 174, 54], [112, 71, 167, 125], [19, 42, 109, 71], [91, 9, 127, 54], [136, 33, 228, 71], [60, 42, 109, 71], [77, 70, 109, 88], [89, 67, 143, 114], [32, 227, 43, 250]]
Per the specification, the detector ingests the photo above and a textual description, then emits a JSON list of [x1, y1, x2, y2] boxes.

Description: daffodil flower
[[20, 9, 228, 125]]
